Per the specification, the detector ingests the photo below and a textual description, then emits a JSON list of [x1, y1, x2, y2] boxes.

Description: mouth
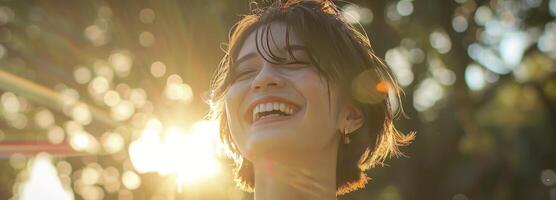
[[246, 96, 301, 125]]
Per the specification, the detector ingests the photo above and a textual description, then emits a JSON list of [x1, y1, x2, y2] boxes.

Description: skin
[[224, 22, 363, 200]]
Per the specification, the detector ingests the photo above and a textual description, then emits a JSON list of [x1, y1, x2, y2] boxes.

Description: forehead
[[236, 22, 304, 61]]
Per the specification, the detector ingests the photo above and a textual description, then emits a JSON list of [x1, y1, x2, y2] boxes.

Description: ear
[[339, 104, 364, 132]]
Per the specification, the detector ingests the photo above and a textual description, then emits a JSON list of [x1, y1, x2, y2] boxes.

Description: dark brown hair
[[208, 0, 414, 195]]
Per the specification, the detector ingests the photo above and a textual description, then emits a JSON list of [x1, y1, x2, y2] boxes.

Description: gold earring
[[343, 127, 351, 144]]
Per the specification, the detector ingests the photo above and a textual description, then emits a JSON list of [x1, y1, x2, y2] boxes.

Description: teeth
[[260, 104, 266, 112], [279, 103, 286, 113], [252, 101, 297, 122], [253, 106, 259, 122], [260, 113, 281, 119]]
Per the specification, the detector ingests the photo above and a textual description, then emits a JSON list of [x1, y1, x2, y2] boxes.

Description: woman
[[209, 0, 414, 199]]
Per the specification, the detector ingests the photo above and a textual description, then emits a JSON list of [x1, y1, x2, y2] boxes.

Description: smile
[[253, 102, 295, 121], [247, 96, 300, 124]]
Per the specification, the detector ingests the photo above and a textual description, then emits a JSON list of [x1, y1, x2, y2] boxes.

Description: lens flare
[[128, 120, 221, 191]]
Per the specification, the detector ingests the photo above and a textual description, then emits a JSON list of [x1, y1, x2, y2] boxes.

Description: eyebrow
[[234, 45, 307, 67]]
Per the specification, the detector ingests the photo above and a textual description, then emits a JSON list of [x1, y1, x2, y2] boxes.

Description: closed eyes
[[232, 62, 312, 81], [284, 61, 312, 68], [233, 69, 258, 81]]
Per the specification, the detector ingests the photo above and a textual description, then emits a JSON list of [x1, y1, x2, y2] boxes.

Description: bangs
[[227, 1, 344, 83], [254, 22, 306, 65], [229, 20, 320, 74]]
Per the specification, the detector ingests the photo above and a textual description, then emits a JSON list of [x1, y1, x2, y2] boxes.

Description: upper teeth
[[252, 102, 295, 121]]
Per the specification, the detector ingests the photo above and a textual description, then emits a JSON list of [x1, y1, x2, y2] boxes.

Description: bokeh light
[[0, 6, 15, 25], [101, 132, 124, 154], [150, 61, 167, 78], [108, 51, 133, 78], [2, 92, 20, 113], [139, 8, 156, 24], [396, 0, 414, 16], [413, 78, 445, 112], [47, 125, 65, 144], [111, 100, 135, 121], [73, 66, 92, 85], [385, 47, 413, 87], [342, 4, 374, 24], [541, 169, 556, 187], [121, 171, 141, 190], [452, 16, 468, 32], [138, 31, 155, 47], [429, 30, 452, 54], [465, 63, 487, 90]]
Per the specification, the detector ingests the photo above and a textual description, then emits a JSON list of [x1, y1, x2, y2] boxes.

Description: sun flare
[[128, 120, 222, 191]]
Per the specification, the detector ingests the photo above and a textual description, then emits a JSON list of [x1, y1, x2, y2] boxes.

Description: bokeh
[[0, 0, 554, 200]]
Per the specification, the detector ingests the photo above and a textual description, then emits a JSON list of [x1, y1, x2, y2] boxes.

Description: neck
[[253, 143, 338, 200]]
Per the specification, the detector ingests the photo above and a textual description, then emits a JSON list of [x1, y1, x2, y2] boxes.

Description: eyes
[[233, 69, 257, 81], [232, 61, 313, 82]]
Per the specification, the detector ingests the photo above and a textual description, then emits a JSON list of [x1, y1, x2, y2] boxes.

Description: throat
[[252, 155, 337, 200]]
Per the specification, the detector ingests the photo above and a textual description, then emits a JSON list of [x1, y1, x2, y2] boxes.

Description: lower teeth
[[260, 113, 283, 119]]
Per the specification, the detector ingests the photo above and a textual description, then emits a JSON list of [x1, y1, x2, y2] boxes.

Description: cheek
[[296, 71, 341, 136], [297, 71, 332, 102], [225, 82, 250, 116], [225, 85, 241, 112], [224, 83, 249, 152]]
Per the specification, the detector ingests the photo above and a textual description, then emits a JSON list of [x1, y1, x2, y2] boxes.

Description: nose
[[251, 65, 285, 91]]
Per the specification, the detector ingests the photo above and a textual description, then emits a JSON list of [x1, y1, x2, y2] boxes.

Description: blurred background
[[0, 0, 554, 199]]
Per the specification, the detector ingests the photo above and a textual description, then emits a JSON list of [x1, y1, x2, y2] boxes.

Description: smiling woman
[[208, 0, 414, 199]]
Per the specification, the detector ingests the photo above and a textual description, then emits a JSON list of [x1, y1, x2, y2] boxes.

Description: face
[[224, 22, 345, 162]]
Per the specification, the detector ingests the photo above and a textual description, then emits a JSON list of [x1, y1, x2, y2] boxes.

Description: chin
[[244, 129, 297, 161]]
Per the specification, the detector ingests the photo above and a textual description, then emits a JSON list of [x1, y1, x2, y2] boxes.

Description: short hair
[[208, 0, 415, 195]]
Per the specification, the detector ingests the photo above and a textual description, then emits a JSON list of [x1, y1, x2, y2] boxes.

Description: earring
[[343, 127, 351, 144]]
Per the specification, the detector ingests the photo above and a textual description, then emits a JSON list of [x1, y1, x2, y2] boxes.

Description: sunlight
[[128, 120, 221, 192], [19, 153, 74, 200]]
